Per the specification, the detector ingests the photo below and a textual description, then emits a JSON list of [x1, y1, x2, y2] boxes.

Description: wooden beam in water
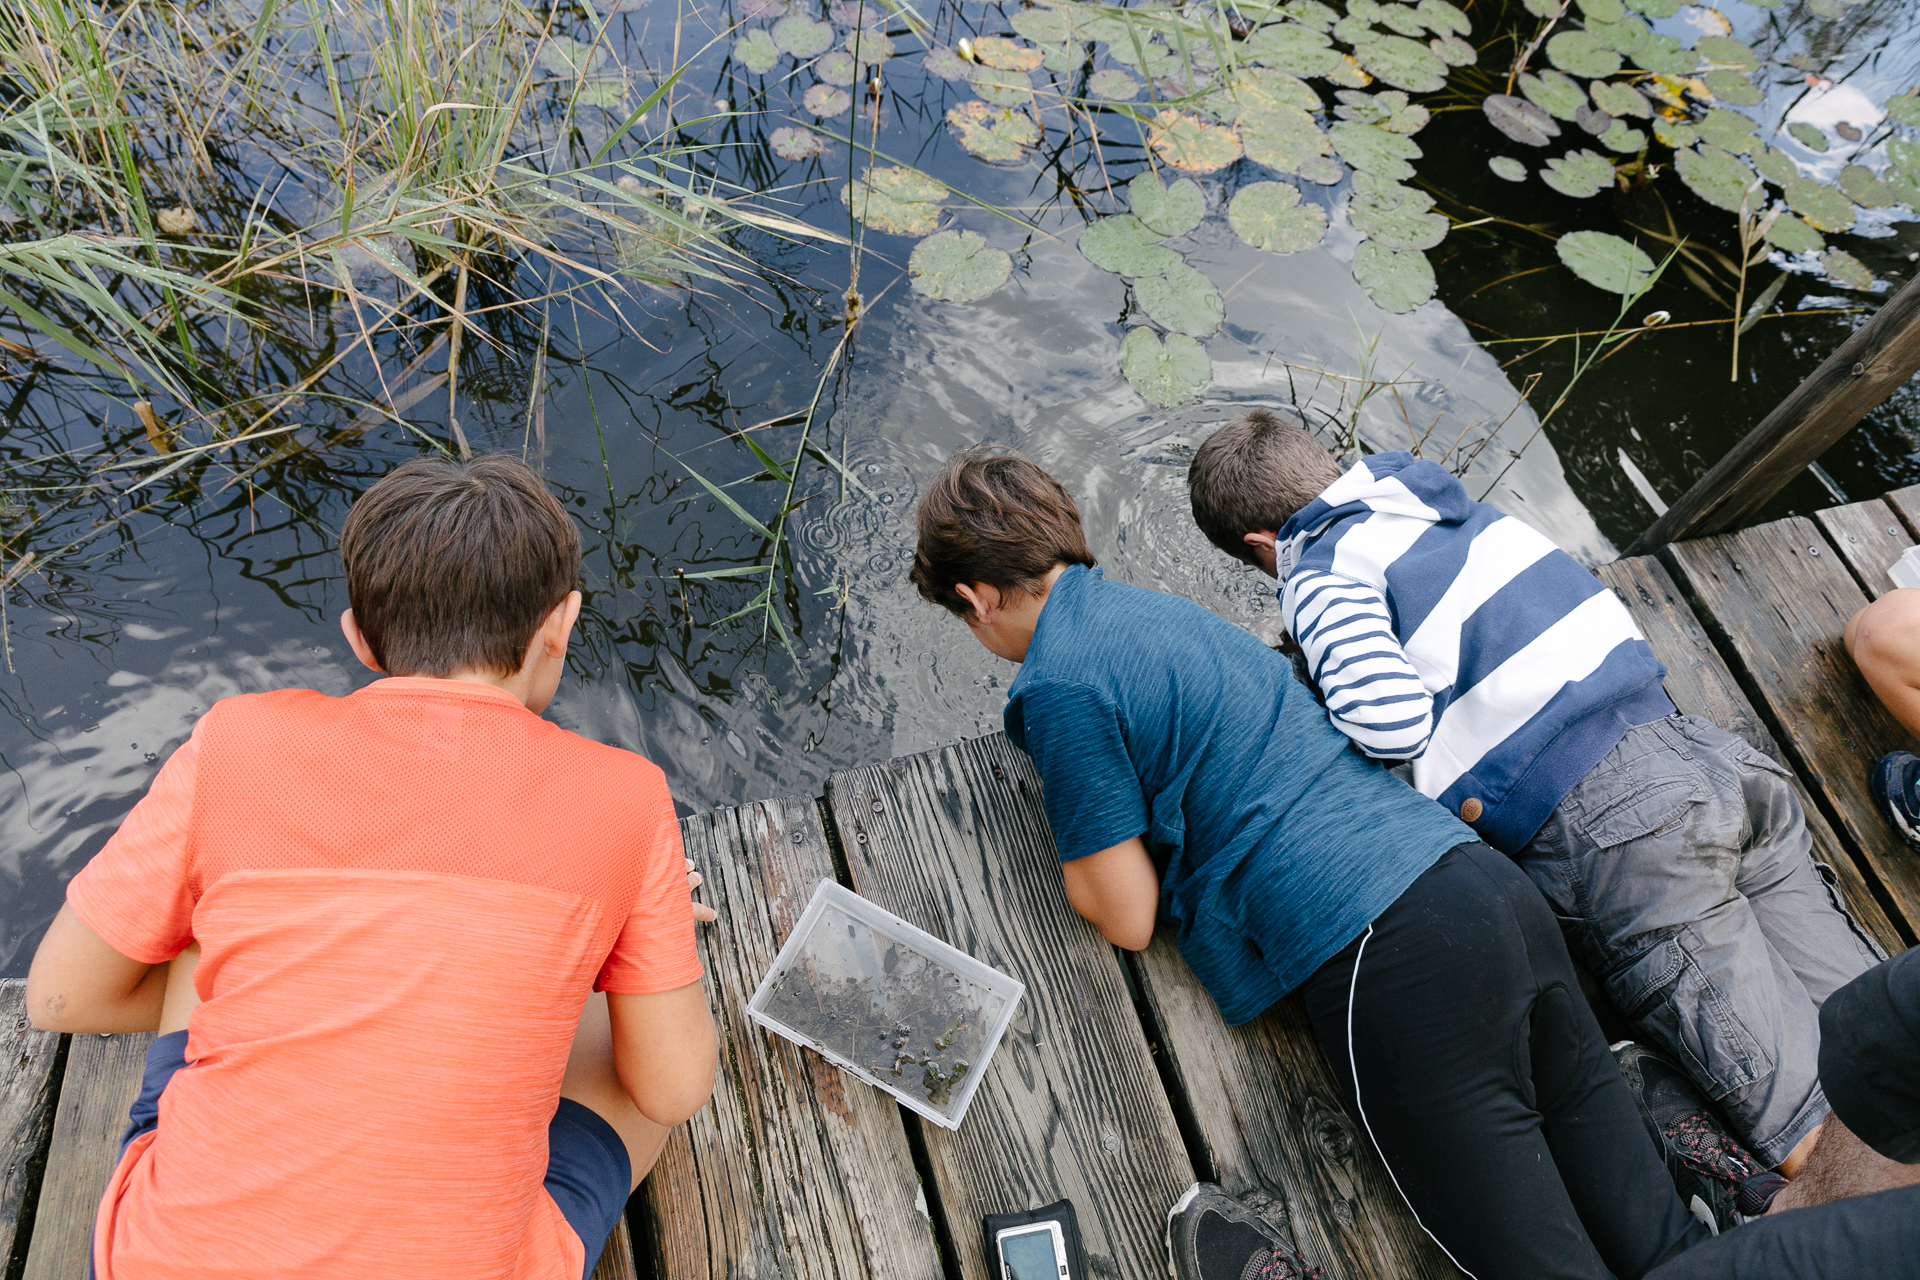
[[22, 1031, 151, 1280], [642, 796, 941, 1280], [1595, 556, 1903, 953], [1, 981, 65, 1275], [1626, 273, 1920, 555], [827, 736, 1195, 1280], [1662, 521, 1920, 942]]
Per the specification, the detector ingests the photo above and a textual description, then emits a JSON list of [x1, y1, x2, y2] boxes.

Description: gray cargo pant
[[1518, 714, 1886, 1168]]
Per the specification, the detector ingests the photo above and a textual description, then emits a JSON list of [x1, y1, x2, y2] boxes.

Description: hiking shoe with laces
[[1870, 752, 1920, 850], [1166, 1183, 1327, 1280], [1614, 1042, 1763, 1234]]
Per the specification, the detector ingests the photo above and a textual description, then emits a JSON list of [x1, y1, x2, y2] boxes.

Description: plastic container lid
[[746, 879, 1025, 1129]]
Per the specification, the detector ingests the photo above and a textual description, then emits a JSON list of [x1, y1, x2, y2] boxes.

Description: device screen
[[1000, 1229, 1060, 1280]]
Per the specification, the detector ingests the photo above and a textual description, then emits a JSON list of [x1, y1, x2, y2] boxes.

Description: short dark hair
[[910, 444, 1096, 619], [1187, 408, 1345, 565], [339, 454, 581, 677]]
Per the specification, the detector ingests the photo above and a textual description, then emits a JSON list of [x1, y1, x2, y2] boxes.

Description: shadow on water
[[7, 0, 1920, 972]]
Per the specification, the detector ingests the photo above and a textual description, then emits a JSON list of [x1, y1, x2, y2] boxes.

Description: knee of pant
[[1614, 930, 1772, 1102], [1524, 983, 1593, 1113]]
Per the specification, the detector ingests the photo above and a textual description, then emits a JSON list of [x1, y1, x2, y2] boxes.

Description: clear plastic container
[[746, 879, 1025, 1129]]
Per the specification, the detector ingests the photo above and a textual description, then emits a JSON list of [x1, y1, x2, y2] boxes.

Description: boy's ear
[[536, 591, 584, 660], [339, 609, 384, 673], [952, 581, 998, 623], [1241, 531, 1280, 579]]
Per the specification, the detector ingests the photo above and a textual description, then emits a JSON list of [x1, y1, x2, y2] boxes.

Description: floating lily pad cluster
[[1481, 0, 1912, 295]]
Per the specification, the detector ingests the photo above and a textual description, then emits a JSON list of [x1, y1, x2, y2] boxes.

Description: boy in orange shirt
[[25, 455, 716, 1280]]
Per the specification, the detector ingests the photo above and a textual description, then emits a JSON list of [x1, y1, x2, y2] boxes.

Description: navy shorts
[[106, 1031, 631, 1280]]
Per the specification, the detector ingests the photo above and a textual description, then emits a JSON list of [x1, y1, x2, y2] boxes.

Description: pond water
[[6, 0, 1920, 974]]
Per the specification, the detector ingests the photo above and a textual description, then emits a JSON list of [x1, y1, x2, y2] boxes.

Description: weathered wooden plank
[[1879, 483, 1920, 545], [1595, 556, 1903, 951], [1627, 272, 1920, 553], [22, 1031, 152, 1280], [1664, 520, 1920, 940], [2, 981, 65, 1275], [640, 797, 940, 1280], [1131, 946, 1460, 1280], [590, 1219, 638, 1280], [1813, 500, 1913, 598], [827, 736, 1195, 1280]]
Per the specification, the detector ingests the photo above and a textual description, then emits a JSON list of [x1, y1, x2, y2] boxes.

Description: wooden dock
[[6, 493, 1919, 1280]]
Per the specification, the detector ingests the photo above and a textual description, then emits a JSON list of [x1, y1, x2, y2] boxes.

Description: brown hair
[[909, 444, 1096, 619], [1187, 408, 1345, 565], [339, 454, 582, 677]]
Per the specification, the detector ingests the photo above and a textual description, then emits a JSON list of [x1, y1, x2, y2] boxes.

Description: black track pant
[[1643, 1185, 1920, 1279], [1299, 842, 1714, 1280]]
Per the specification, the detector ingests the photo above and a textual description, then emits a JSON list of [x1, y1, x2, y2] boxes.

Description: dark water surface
[[7, 0, 1920, 973]]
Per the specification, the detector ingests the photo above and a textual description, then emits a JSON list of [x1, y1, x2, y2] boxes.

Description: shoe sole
[[1870, 755, 1920, 850], [1166, 1183, 1204, 1280]]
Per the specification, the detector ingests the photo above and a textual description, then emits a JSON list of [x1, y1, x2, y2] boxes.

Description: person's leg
[[1521, 717, 1830, 1170], [1642, 1184, 1920, 1279], [1844, 590, 1920, 739], [1767, 1112, 1920, 1213], [1300, 844, 1706, 1280]]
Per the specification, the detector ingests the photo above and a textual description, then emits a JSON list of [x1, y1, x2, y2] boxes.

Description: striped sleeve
[[1282, 568, 1435, 760]]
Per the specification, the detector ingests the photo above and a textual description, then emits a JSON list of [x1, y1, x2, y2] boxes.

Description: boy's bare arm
[[607, 981, 718, 1126], [26, 904, 170, 1033], [1061, 836, 1160, 951]]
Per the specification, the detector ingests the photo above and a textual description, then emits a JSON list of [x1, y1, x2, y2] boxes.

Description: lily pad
[[1589, 80, 1650, 117], [1624, 0, 1679, 13], [840, 165, 945, 235], [1600, 119, 1647, 152], [540, 36, 608, 78], [1417, 0, 1473, 36], [1703, 70, 1764, 107], [1234, 67, 1326, 113], [1631, 34, 1697, 76], [1228, 181, 1329, 251], [1011, 7, 1073, 43], [1696, 108, 1758, 154], [1246, 23, 1340, 77], [1651, 116, 1698, 148], [973, 36, 1043, 71], [909, 230, 1012, 302], [1324, 55, 1374, 88], [1785, 176, 1855, 232], [1839, 164, 1898, 208], [1079, 217, 1183, 277], [1547, 31, 1622, 78], [1137, 263, 1225, 337], [1556, 229, 1654, 294], [1240, 105, 1333, 173], [1888, 94, 1920, 129], [1820, 248, 1876, 291], [924, 46, 973, 80], [1541, 149, 1615, 198], [1588, 15, 1651, 54], [1330, 119, 1422, 178], [741, 0, 786, 17], [1355, 35, 1448, 92], [1578, 0, 1626, 20], [1090, 68, 1141, 100], [1130, 174, 1206, 236], [1695, 36, 1759, 70], [1484, 94, 1561, 146], [827, 1, 876, 24], [1150, 110, 1245, 171], [1489, 155, 1528, 181], [736, 29, 783, 75], [1575, 104, 1613, 136], [1675, 145, 1759, 211], [972, 66, 1034, 106], [1381, 5, 1428, 37], [1121, 327, 1212, 406], [1521, 70, 1587, 121], [772, 14, 835, 58], [1753, 146, 1797, 185], [1764, 213, 1823, 255], [804, 83, 852, 116], [1350, 179, 1447, 250], [1787, 122, 1829, 152], [1523, 0, 1561, 14], [1431, 35, 1477, 66], [844, 26, 894, 64], [818, 50, 859, 85], [947, 102, 1040, 163], [769, 126, 825, 160], [1352, 240, 1436, 311], [1333, 16, 1383, 44], [1286, 1, 1343, 31], [1298, 155, 1346, 183]]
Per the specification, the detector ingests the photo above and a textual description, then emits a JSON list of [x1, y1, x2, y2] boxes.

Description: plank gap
[[899, 1107, 966, 1280], [1118, 949, 1218, 1189]]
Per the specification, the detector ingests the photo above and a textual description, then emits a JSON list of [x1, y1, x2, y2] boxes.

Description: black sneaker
[[1614, 1042, 1763, 1234], [1870, 752, 1920, 849], [1166, 1183, 1326, 1280]]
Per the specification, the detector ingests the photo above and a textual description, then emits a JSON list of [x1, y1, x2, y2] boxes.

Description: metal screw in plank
[[871, 799, 884, 813]]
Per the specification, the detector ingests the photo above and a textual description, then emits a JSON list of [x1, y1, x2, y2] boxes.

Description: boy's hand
[[686, 858, 718, 924]]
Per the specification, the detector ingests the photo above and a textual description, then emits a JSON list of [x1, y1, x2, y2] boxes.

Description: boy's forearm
[[26, 904, 171, 1033]]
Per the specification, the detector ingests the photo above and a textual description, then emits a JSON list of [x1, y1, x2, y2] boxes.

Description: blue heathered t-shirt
[[1003, 565, 1474, 1025]]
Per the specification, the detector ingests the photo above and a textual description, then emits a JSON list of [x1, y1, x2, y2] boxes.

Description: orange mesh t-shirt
[[65, 677, 702, 1280]]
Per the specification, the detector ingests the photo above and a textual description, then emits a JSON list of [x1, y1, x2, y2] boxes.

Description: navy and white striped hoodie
[[1276, 452, 1672, 853]]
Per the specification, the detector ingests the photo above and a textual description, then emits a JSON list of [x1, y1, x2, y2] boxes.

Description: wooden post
[[1625, 272, 1920, 556]]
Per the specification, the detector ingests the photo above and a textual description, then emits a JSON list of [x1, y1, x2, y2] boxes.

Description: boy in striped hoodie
[[1188, 409, 1885, 1205]]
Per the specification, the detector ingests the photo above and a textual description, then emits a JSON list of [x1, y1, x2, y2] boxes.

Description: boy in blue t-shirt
[[1186, 409, 1886, 1200], [910, 444, 1710, 1280]]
